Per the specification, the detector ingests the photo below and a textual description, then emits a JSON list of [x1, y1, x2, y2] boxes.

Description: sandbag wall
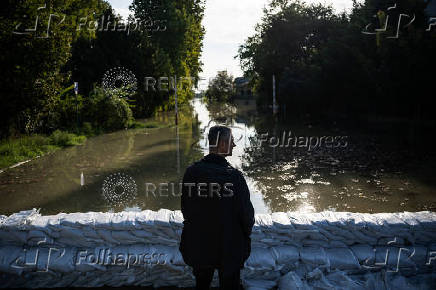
[[0, 209, 435, 289]]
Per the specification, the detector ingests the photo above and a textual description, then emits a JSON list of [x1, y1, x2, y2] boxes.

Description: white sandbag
[[245, 247, 276, 270], [110, 212, 138, 230], [1, 209, 436, 288], [351, 244, 375, 264], [271, 246, 299, 264], [375, 213, 407, 229], [27, 230, 50, 243], [8, 230, 28, 244], [410, 246, 430, 271], [287, 213, 317, 230], [244, 279, 277, 290], [59, 227, 92, 244], [1, 209, 40, 229], [255, 214, 273, 227], [301, 239, 330, 248], [44, 247, 76, 273], [350, 229, 378, 244], [92, 212, 114, 229], [111, 231, 145, 244], [131, 229, 154, 239], [0, 229, 25, 245], [271, 212, 294, 229], [396, 212, 420, 227], [325, 270, 365, 290], [154, 209, 172, 227], [374, 246, 415, 271], [29, 216, 53, 234], [413, 212, 436, 230], [59, 212, 94, 228], [171, 249, 185, 266], [300, 247, 329, 267], [169, 210, 184, 226], [278, 271, 308, 290], [0, 246, 25, 275], [96, 229, 121, 245], [80, 227, 102, 240], [328, 241, 348, 248], [317, 227, 346, 241], [290, 230, 326, 242], [325, 248, 360, 270]]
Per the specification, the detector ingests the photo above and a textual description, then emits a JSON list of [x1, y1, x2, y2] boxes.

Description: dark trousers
[[193, 267, 241, 290]]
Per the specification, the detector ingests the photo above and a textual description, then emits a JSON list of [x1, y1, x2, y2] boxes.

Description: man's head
[[208, 125, 236, 156]]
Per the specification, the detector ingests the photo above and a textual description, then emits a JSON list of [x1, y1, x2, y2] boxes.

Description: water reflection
[[241, 115, 436, 213], [195, 99, 270, 214], [0, 98, 435, 215]]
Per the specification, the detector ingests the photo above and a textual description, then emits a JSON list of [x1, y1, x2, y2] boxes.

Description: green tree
[[0, 0, 107, 137], [130, 0, 205, 114], [237, 0, 436, 120], [205, 71, 235, 102]]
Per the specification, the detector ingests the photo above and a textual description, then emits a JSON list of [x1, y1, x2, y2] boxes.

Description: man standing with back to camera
[[179, 125, 255, 290]]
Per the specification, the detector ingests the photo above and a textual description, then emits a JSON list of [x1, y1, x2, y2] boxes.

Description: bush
[[83, 87, 133, 132], [49, 130, 86, 147], [81, 122, 94, 136], [128, 120, 146, 129]]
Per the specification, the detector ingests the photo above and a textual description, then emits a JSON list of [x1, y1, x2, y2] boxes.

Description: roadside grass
[[0, 131, 86, 169], [129, 120, 172, 129], [0, 105, 195, 170], [0, 120, 167, 170]]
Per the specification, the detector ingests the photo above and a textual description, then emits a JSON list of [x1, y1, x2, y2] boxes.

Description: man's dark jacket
[[179, 153, 255, 272]]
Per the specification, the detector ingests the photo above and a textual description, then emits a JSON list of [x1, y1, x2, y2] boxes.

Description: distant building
[[234, 77, 253, 98], [425, 0, 436, 17]]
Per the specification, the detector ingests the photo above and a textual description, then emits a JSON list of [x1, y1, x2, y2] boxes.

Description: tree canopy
[[0, 0, 205, 137], [238, 0, 436, 120]]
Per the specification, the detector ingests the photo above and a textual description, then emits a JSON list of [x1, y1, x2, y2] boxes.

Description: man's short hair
[[208, 125, 231, 147]]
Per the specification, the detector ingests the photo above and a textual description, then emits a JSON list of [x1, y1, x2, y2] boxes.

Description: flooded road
[[0, 98, 435, 215]]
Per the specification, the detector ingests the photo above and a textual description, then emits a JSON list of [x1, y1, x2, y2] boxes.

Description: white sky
[[108, 0, 353, 90]]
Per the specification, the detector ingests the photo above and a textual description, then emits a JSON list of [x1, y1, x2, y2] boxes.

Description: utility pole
[[74, 82, 79, 129], [174, 76, 179, 126], [272, 75, 278, 116]]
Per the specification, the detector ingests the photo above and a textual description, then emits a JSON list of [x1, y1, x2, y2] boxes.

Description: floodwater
[[0, 98, 435, 215]]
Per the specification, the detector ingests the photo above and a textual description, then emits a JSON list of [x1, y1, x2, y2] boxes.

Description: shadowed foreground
[[1, 209, 436, 289]]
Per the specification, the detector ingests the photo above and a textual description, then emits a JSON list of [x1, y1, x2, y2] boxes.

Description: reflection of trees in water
[[241, 118, 436, 213], [206, 99, 258, 128], [0, 105, 205, 215]]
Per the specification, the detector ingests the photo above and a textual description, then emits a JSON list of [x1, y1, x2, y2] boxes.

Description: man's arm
[[237, 172, 255, 237]]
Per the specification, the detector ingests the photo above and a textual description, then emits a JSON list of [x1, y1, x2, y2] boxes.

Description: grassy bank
[[0, 105, 195, 170], [0, 121, 173, 170], [0, 130, 86, 169]]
